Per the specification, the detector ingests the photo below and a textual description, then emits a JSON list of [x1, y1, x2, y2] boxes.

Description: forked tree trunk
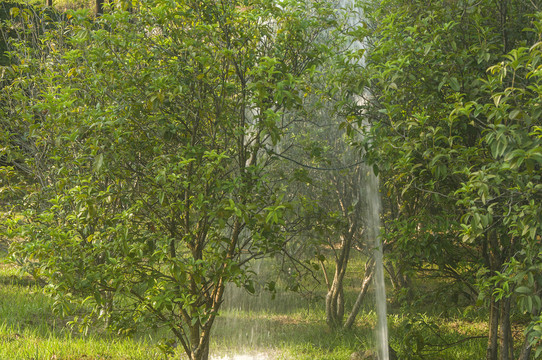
[[325, 233, 352, 328], [384, 261, 411, 298], [385, 262, 399, 290], [326, 272, 345, 328]]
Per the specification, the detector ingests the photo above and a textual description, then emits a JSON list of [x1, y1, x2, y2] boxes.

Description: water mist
[[364, 166, 389, 360], [339, 0, 390, 354]]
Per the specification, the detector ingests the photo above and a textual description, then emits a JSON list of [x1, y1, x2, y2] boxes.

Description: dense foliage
[[0, 1, 338, 359], [360, 0, 542, 358], [3, 0, 542, 359]]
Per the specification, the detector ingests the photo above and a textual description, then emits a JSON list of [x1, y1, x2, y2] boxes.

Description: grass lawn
[[0, 257, 370, 360], [0, 262, 161, 359], [0, 252, 497, 360]]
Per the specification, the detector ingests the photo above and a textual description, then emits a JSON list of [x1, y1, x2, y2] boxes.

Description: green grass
[[0, 263, 161, 360], [0, 252, 499, 360], [0, 257, 372, 360]]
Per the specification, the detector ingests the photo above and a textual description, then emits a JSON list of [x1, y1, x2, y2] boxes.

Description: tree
[[95, 0, 104, 14], [284, 122, 374, 329], [267, 110, 376, 330], [1, 1, 335, 359], [453, 24, 542, 358], [359, 0, 541, 358], [265, 9, 374, 328]]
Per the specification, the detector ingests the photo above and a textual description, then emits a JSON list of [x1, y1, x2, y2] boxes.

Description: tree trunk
[[519, 307, 541, 360], [499, 297, 513, 360], [486, 296, 500, 360], [337, 286, 345, 321], [46, 0, 53, 6], [188, 323, 210, 360], [385, 261, 412, 301], [96, 0, 104, 15], [103, 290, 113, 328], [198, 337, 210, 360], [518, 333, 532, 360], [383, 261, 401, 291], [325, 232, 352, 328], [344, 259, 374, 330], [486, 232, 503, 360], [326, 276, 345, 328]]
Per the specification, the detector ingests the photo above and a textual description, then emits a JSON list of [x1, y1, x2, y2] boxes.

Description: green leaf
[[449, 77, 460, 92], [93, 153, 104, 173], [423, 43, 432, 56], [159, 191, 165, 205], [10, 7, 20, 17], [243, 280, 255, 294], [493, 94, 503, 107], [509, 109, 522, 120], [516, 286, 531, 294]]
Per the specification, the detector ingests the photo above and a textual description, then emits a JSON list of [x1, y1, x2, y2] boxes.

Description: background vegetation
[[1, 0, 542, 359]]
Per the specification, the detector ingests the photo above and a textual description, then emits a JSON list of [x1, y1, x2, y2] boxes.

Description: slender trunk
[[190, 324, 199, 359], [326, 277, 344, 328], [196, 335, 210, 360], [486, 296, 500, 360], [518, 332, 532, 360], [320, 258, 331, 290], [338, 287, 345, 320], [499, 0, 509, 53], [326, 263, 346, 328], [325, 231, 353, 329], [325, 233, 352, 328], [486, 231, 502, 360], [499, 297, 513, 360], [344, 259, 374, 330], [507, 308, 513, 360], [104, 290, 113, 328], [186, 220, 240, 360], [519, 307, 541, 360], [46, 0, 53, 6], [325, 290, 334, 326]]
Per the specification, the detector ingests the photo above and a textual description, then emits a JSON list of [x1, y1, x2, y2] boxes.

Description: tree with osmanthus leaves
[[0, 0, 339, 359], [453, 27, 542, 359], [358, 0, 542, 358]]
